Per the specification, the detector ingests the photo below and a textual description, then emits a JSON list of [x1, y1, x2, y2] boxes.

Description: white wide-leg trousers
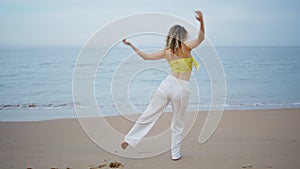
[[124, 75, 191, 159]]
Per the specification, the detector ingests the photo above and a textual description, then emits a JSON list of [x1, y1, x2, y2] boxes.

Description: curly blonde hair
[[166, 25, 189, 53]]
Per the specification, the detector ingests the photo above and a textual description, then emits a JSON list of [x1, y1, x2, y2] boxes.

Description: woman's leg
[[124, 89, 169, 148], [170, 87, 190, 160]]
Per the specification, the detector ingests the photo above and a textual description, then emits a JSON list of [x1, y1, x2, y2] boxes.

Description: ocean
[[0, 46, 299, 121]]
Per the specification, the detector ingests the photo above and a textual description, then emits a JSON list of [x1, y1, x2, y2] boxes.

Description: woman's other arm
[[122, 39, 166, 60]]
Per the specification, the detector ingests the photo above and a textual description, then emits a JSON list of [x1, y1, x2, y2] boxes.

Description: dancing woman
[[121, 11, 205, 160]]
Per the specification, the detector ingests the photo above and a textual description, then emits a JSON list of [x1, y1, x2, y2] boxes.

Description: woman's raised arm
[[186, 11, 205, 49]]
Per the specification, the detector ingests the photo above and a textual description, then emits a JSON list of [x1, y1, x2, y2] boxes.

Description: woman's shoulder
[[183, 43, 192, 51], [164, 48, 172, 60]]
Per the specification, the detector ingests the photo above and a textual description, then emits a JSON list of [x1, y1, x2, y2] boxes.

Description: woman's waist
[[170, 72, 191, 82], [160, 74, 191, 90]]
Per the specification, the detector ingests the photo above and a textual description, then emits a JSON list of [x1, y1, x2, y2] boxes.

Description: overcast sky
[[0, 0, 299, 48]]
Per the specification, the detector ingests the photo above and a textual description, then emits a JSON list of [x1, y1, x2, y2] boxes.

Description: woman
[[121, 11, 205, 160]]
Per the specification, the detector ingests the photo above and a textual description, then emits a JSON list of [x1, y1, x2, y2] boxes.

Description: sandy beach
[[0, 108, 299, 169]]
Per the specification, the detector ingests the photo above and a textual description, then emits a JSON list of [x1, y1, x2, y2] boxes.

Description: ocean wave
[[1, 102, 300, 111], [0, 103, 75, 110]]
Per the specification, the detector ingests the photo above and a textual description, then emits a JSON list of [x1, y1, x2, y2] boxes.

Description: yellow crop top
[[168, 57, 199, 73]]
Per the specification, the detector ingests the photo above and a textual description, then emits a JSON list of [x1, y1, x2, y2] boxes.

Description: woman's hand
[[122, 39, 132, 46], [195, 11, 203, 22]]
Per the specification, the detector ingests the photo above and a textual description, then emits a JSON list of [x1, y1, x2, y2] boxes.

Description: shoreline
[[0, 107, 300, 122], [0, 108, 299, 168]]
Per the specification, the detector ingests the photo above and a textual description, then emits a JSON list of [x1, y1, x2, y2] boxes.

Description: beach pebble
[[109, 161, 123, 168]]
